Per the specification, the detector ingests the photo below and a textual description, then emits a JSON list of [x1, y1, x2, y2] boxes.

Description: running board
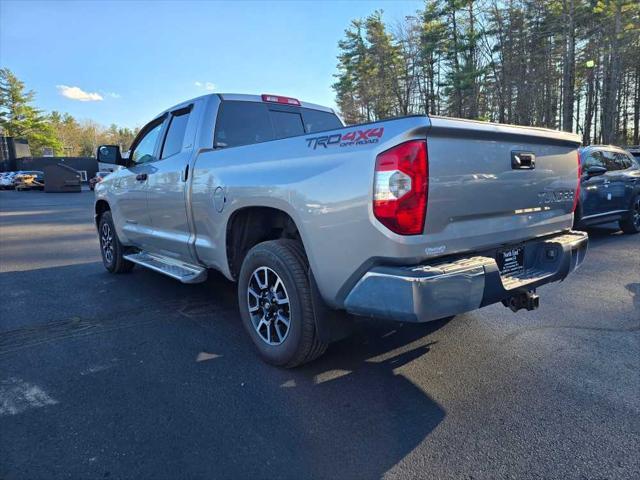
[[123, 252, 207, 284]]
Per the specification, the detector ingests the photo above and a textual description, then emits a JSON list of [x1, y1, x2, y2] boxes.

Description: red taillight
[[573, 150, 581, 213], [373, 140, 428, 235], [261, 94, 301, 106]]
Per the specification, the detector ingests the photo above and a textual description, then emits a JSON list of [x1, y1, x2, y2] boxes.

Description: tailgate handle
[[511, 151, 535, 170]]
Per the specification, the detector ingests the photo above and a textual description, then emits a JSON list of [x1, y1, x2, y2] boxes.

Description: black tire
[[237, 239, 327, 368], [619, 194, 640, 234], [572, 209, 580, 230], [98, 211, 135, 273], [573, 202, 585, 230]]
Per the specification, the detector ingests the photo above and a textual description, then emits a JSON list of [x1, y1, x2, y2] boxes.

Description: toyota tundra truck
[[95, 93, 588, 367]]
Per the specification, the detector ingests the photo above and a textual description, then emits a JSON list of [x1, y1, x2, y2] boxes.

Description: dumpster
[[44, 163, 82, 193]]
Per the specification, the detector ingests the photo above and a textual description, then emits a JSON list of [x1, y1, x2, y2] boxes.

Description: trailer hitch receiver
[[502, 290, 540, 312]]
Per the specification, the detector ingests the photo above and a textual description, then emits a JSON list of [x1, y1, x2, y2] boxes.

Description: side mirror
[[586, 165, 607, 177], [97, 145, 127, 166]]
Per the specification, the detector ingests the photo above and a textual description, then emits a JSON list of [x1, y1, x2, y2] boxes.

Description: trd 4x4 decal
[[306, 127, 384, 150]]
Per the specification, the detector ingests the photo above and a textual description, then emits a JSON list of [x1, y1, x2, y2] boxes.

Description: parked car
[[89, 171, 111, 190], [575, 145, 640, 233], [626, 145, 640, 161], [0, 171, 18, 189], [94, 92, 587, 367], [0, 172, 15, 190], [14, 171, 45, 191]]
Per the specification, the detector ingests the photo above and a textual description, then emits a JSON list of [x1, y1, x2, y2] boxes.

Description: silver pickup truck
[[95, 93, 588, 367]]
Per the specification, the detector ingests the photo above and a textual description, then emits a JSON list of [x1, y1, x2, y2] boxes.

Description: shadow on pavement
[[576, 223, 625, 246], [1, 263, 448, 479], [627, 283, 640, 311]]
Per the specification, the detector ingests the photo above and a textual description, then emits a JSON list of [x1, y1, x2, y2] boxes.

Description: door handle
[[136, 173, 148, 182]]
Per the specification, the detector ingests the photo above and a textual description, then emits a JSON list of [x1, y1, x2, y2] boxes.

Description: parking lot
[[0, 189, 638, 479]]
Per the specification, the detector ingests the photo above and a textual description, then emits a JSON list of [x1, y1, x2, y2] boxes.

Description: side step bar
[[123, 252, 208, 284]]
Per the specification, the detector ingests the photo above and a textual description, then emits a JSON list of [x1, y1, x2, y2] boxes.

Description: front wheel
[[619, 195, 640, 234], [98, 211, 135, 273], [237, 239, 327, 368]]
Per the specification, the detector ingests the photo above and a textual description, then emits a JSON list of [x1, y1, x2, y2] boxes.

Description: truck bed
[[190, 114, 581, 308], [423, 116, 580, 251]]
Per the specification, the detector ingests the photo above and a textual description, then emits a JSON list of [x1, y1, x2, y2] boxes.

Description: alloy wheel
[[100, 222, 114, 264], [247, 266, 291, 345]]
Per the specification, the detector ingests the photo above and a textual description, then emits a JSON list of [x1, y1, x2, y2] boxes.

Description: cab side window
[[131, 121, 164, 165], [614, 153, 632, 170], [583, 151, 605, 169], [601, 151, 621, 171], [161, 109, 191, 159]]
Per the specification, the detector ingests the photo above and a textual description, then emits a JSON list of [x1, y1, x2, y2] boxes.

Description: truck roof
[[218, 93, 335, 114], [152, 93, 336, 123]]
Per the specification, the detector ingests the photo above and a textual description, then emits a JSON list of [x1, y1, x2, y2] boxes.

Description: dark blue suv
[[575, 145, 640, 234]]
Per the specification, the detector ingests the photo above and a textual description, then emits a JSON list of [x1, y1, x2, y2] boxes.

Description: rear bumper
[[344, 230, 588, 322]]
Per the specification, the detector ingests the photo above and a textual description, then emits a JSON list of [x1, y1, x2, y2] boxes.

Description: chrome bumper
[[344, 231, 588, 322]]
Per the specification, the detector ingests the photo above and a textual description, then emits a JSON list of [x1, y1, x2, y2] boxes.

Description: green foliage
[[333, 19, 371, 123], [0, 68, 138, 158], [333, 11, 406, 122], [364, 11, 402, 119], [333, 0, 640, 145], [0, 68, 62, 156]]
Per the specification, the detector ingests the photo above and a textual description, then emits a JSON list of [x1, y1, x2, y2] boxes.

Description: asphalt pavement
[[0, 189, 638, 480]]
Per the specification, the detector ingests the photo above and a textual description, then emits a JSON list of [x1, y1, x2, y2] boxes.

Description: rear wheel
[[98, 211, 135, 273], [237, 239, 327, 368], [619, 195, 640, 234]]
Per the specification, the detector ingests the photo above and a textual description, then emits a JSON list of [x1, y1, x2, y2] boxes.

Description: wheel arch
[[95, 199, 111, 227], [225, 206, 304, 281]]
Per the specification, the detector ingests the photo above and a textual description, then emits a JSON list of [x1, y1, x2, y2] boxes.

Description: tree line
[[333, 0, 640, 146], [0, 68, 138, 157]]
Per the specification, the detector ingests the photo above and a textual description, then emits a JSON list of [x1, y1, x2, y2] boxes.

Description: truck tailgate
[[423, 117, 581, 251]]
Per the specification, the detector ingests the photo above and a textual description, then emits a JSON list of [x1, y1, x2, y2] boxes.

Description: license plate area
[[496, 246, 525, 276]]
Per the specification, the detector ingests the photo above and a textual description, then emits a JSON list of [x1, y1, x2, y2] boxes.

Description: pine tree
[[364, 11, 402, 119], [333, 19, 373, 123], [0, 68, 62, 155]]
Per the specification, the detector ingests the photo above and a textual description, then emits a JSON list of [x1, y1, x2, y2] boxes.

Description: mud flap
[[310, 271, 354, 344]]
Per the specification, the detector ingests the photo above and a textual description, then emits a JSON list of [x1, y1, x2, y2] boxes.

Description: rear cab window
[[301, 108, 343, 133], [214, 102, 274, 148], [271, 110, 305, 139], [214, 101, 342, 149]]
